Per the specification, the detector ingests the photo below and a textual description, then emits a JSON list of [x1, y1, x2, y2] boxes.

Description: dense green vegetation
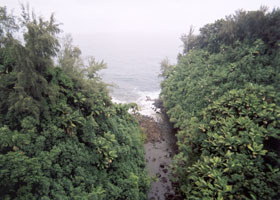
[[0, 6, 149, 199], [160, 8, 280, 199]]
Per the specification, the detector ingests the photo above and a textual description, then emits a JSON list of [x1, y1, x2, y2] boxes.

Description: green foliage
[[172, 85, 280, 199], [161, 39, 280, 129], [159, 58, 175, 79], [161, 7, 280, 199], [0, 6, 149, 199], [182, 8, 280, 54], [0, 6, 18, 41], [58, 34, 106, 82]]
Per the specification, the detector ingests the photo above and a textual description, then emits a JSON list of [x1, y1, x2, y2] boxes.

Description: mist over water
[[74, 32, 181, 105]]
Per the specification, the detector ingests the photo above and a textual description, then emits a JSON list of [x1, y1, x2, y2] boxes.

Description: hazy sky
[[2, 0, 280, 35]]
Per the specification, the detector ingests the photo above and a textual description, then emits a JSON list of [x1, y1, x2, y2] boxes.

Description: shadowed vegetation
[[0, 6, 149, 200], [161, 7, 280, 199]]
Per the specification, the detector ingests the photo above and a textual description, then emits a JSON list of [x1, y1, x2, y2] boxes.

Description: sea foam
[[111, 90, 161, 120]]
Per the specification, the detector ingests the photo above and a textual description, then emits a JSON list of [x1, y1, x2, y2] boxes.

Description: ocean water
[[75, 32, 181, 115]]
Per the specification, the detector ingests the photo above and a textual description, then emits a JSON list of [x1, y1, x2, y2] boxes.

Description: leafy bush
[[160, 8, 280, 199], [161, 39, 280, 129], [0, 6, 149, 199], [172, 85, 280, 199]]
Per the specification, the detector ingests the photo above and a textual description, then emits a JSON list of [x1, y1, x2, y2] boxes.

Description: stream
[[136, 100, 178, 200]]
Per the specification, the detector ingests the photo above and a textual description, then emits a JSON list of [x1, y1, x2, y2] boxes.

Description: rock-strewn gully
[[136, 100, 179, 200]]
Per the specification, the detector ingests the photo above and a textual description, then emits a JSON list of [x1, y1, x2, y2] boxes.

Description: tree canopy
[[161, 8, 280, 199], [0, 6, 149, 200]]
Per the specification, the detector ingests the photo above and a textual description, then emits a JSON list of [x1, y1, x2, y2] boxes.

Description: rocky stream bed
[[135, 100, 180, 200]]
